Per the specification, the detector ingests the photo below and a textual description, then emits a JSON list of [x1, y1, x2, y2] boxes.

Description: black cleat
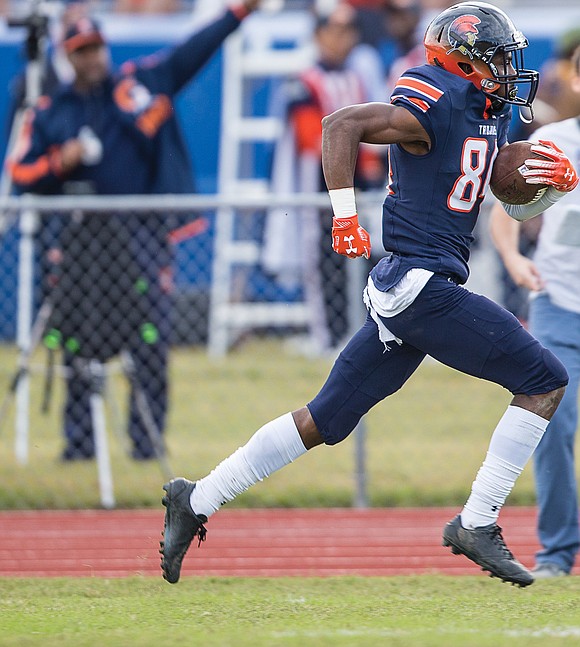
[[442, 515, 534, 587], [160, 478, 207, 584]]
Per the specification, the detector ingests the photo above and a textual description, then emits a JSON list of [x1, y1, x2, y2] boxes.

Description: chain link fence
[[0, 193, 521, 510]]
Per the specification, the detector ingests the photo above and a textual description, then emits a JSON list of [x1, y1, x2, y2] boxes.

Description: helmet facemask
[[462, 35, 539, 121]]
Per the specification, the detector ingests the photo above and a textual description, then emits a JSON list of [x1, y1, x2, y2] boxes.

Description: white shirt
[[530, 118, 580, 314]]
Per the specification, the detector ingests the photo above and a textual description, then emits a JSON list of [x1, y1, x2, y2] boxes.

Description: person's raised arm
[[148, 1, 262, 96]]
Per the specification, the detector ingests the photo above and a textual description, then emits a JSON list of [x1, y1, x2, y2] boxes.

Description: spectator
[[262, 2, 385, 353], [350, 1, 423, 78], [114, 0, 181, 14], [382, 0, 423, 74], [5, 3, 91, 305], [382, 0, 425, 93], [489, 44, 580, 579], [8, 1, 262, 460], [344, 0, 425, 97], [346, 0, 389, 52], [497, 29, 580, 324], [532, 26, 580, 129]]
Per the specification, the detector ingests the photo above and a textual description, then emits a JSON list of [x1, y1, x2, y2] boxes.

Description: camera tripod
[[1, 0, 58, 465], [76, 351, 174, 509], [0, 297, 174, 508]]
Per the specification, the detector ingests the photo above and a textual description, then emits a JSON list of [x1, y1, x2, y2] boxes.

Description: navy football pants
[[308, 274, 568, 445]]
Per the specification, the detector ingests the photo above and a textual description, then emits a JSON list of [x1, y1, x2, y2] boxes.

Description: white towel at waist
[[363, 267, 434, 346]]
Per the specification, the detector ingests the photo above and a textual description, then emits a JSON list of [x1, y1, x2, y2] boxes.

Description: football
[[490, 141, 549, 205]]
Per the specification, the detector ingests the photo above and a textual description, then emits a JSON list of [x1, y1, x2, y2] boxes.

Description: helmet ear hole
[[458, 62, 473, 75]]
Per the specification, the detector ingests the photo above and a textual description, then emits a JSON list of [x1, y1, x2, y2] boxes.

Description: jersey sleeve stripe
[[391, 95, 430, 113], [395, 76, 444, 102], [7, 156, 51, 185]]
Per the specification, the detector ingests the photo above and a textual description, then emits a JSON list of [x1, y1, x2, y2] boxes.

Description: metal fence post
[[14, 207, 38, 464]]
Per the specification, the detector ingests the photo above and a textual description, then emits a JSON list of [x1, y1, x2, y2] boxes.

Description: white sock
[[189, 412, 307, 518], [460, 405, 548, 529]]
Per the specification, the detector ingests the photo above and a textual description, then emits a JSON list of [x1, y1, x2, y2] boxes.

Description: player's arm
[[321, 102, 429, 259], [489, 201, 544, 292], [322, 102, 429, 189]]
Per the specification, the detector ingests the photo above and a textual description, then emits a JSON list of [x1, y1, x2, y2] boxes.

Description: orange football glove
[[332, 215, 371, 259], [522, 140, 579, 192]]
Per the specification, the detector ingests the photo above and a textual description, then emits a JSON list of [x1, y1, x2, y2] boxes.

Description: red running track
[[0, 507, 571, 578]]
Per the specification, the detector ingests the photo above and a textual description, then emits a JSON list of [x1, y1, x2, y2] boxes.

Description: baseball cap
[[63, 18, 105, 54]]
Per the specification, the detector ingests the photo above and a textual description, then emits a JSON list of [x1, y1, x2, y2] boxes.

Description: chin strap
[[486, 96, 534, 125], [518, 105, 534, 124]]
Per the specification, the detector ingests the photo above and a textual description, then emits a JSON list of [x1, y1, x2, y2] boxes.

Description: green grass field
[[2, 576, 580, 646], [0, 339, 548, 509], [2, 341, 580, 647]]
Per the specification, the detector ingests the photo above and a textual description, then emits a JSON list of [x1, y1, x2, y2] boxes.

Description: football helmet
[[424, 2, 538, 119]]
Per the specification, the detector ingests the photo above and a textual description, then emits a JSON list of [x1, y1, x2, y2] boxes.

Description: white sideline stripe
[[273, 627, 580, 639], [274, 630, 408, 638], [506, 627, 580, 638]]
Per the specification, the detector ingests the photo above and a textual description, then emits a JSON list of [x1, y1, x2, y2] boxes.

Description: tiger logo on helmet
[[447, 15, 481, 56]]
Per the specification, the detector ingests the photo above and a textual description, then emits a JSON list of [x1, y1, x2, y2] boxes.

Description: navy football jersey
[[375, 64, 511, 288]]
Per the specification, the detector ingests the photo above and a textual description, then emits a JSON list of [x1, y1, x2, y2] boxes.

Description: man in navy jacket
[[9, 1, 260, 460]]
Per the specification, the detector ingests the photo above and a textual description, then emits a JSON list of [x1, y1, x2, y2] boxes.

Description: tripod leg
[[41, 347, 55, 414], [0, 368, 25, 434], [0, 297, 52, 441], [103, 373, 131, 455], [120, 351, 174, 481], [88, 360, 115, 509], [0, 299, 53, 464]]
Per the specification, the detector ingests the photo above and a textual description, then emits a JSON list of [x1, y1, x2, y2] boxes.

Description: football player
[[160, 2, 579, 587]]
